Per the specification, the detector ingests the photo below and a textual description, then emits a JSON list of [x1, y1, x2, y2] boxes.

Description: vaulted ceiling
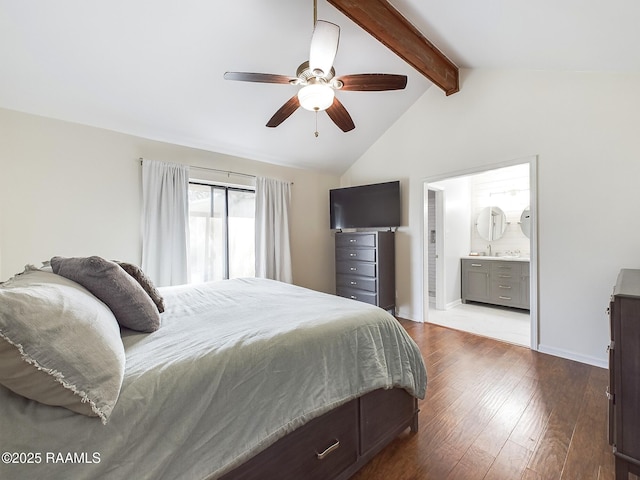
[[1, 1, 639, 175]]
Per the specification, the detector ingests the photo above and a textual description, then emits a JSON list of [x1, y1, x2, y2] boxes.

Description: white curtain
[[141, 159, 190, 287], [255, 177, 292, 283]]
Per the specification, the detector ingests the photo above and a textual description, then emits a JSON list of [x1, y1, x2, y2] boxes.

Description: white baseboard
[[537, 344, 608, 369], [445, 299, 462, 310], [395, 307, 419, 322]]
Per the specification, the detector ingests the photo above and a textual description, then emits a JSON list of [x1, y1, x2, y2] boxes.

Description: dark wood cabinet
[[334, 231, 395, 311], [222, 400, 359, 480], [608, 269, 640, 479], [220, 388, 417, 480]]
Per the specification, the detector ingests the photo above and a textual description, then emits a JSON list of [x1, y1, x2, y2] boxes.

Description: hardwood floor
[[351, 319, 631, 480]]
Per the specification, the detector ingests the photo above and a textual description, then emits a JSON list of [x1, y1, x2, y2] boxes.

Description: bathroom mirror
[[520, 206, 531, 238], [476, 206, 507, 241]]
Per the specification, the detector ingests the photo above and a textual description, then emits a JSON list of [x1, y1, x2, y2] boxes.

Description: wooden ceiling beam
[[327, 0, 459, 95]]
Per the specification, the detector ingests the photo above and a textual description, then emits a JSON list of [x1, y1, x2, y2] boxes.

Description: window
[[188, 182, 255, 283]]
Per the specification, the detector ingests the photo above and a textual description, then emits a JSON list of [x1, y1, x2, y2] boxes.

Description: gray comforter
[[0, 278, 426, 480]]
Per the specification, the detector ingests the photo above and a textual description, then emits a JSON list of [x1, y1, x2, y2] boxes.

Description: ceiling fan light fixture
[[298, 83, 335, 111]]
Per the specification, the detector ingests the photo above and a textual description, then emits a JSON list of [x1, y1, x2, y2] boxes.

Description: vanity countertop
[[462, 255, 530, 262]]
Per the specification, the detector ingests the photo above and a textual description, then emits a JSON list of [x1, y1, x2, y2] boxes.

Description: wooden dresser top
[[614, 269, 640, 298]]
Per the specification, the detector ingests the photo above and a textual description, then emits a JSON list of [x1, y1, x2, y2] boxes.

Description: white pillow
[[0, 267, 126, 423]]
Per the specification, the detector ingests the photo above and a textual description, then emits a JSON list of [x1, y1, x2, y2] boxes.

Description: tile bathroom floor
[[426, 302, 530, 347]]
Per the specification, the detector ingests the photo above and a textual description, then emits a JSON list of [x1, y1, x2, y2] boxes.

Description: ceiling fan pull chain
[[315, 110, 319, 137]]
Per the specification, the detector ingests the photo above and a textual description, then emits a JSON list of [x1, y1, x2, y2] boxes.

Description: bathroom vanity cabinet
[[461, 257, 530, 310]]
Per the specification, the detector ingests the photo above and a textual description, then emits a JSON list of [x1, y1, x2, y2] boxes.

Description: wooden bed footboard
[[220, 387, 418, 480]]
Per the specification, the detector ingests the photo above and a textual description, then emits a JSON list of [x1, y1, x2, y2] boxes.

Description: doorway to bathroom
[[423, 157, 538, 349]]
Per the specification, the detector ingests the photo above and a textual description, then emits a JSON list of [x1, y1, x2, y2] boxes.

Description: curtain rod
[[190, 164, 256, 180], [139, 158, 255, 180], [190, 166, 294, 185]]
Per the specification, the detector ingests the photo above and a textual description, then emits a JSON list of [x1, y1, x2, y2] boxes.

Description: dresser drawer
[[336, 248, 376, 263], [336, 274, 377, 293], [335, 233, 376, 248], [333, 231, 395, 311], [336, 261, 376, 277], [462, 259, 490, 273], [221, 399, 358, 480], [491, 274, 521, 288], [490, 282, 522, 306], [337, 287, 378, 306], [491, 261, 522, 275]]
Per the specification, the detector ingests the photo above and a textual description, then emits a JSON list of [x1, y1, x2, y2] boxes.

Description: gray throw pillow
[[115, 261, 165, 313], [0, 268, 125, 423], [51, 256, 161, 333]]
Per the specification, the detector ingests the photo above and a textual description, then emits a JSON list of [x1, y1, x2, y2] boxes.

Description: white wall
[[342, 68, 640, 367], [0, 108, 340, 294]]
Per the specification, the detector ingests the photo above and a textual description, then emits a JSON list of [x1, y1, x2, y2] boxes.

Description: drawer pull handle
[[498, 275, 512, 278], [471, 264, 482, 267], [349, 267, 357, 271], [350, 281, 357, 285], [349, 239, 356, 243], [349, 253, 357, 257], [316, 439, 340, 460], [499, 285, 512, 289], [499, 296, 512, 300], [350, 295, 357, 300]]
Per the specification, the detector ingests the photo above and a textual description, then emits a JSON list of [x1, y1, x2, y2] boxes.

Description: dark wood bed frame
[[220, 387, 418, 480]]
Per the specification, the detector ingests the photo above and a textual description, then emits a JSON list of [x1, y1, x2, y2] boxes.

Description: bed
[[0, 261, 426, 480]]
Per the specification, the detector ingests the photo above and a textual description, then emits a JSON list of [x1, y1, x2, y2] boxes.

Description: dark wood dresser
[[334, 231, 395, 312], [608, 269, 640, 479]]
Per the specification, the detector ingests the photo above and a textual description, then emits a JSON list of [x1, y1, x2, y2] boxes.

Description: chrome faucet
[[487, 244, 492, 256]]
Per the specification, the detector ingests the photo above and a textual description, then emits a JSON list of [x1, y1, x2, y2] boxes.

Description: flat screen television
[[330, 181, 401, 230]]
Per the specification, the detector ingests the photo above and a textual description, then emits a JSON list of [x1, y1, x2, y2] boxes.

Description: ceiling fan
[[223, 2, 407, 134]]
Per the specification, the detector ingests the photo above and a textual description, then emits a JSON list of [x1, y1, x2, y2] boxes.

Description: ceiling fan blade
[[224, 72, 296, 85], [266, 95, 301, 128], [337, 73, 407, 91], [326, 97, 355, 132], [309, 20, 340, 78]]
